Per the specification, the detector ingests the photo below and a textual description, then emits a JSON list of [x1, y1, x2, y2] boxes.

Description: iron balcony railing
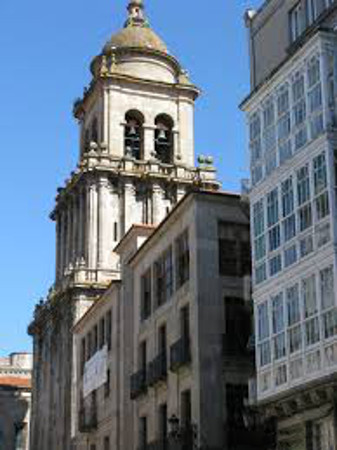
[[148, 352, 167, 386], [170, 337, 191, 372], [130, 368, 147, 400]]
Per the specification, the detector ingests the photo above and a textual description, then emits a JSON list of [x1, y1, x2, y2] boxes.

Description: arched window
[[155, 114, 174, 164], [124, 110, 144, 160]]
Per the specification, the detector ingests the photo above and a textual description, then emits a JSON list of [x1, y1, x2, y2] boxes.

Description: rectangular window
[[275, 365, 287, 386], [154, 247, 173, 308], [320, 266, 334, 310], [282, 177, 294, 217], [159, 404, 168, 441], [258, 302, 270, 341], [106, 310, 112, 351], [323, 310, 337, 338], [139, 417, 147, 450], [284, 244, 297, 267], [250, 112, 262, 164], [219, 223, 251, 277], [267, 189, 279, 227], [313, 153, 327, 195], [269, 225, 281, 252], [303, 275, 317, 318], [272, 294, 284, 334], [293, 73, 307, 151], [315, 192, 329, 220], [289, 325, 302, 353], [300, 234, 314, 258], [298, 204, 312, 231], [104, 436, 110, 450], [255, 263, 267, 285], [283, 215, 296, 242], [269, 254, 282, 276], [287, 284, 301, 325], [141, 269, 152, 321], [181, 305, 190, 340], [305, 317, 320, 345], [254, 235, 266, 261], [181, 390, 192, 428], [176, 230, 190, 289], [297, 166, 311, 205], [259, 341, 271, 366], [253, 200, 265, 238], [289, 2, 304, 42]]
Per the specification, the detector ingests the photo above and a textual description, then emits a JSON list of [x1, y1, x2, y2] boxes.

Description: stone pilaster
[[98, 175, 111, 269], [87, 180, 98, 270]]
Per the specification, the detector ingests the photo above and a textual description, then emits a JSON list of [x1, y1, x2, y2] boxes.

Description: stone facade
[[28, 2, 218, 450], [242, 0, 337, 448], [0, 353, 32, 450], [72, 191, 254, 450]]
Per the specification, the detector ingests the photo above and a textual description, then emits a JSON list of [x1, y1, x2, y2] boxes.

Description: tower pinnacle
[[125, 0, 149, 28]]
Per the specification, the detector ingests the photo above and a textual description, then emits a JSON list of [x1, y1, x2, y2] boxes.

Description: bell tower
[[29, 2, 219, 450]]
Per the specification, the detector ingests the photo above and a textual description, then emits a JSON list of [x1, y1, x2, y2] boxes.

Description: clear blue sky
[[0, 0, 261, 356]]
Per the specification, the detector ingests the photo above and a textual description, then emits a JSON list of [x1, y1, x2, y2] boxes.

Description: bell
[[158, 129, 166, 140]]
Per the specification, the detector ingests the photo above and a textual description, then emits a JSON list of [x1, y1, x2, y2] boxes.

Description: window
[[141, 269, 152, 321], [158, 324, 167, 355], [313, 153, 327, 195], [306, 0, 318, 25], [154, 247, 173, 308], [320, 266, 334, 310], [282, 177, 296, 242], [255, 262, 267, 285], [269, 225, 281, 251], [253, 200, 265, 238], [307, 57, 324, 139], [316, 192, 329, 220], [250, 112, 262, 182], [139, 417, 147, 450], [258, 301, 271, 367], [181, 306, 190, 340], [104, 369, 110, 398], [293, 73, 308, 151], [289, 3, 304, 42], [277, 85, 292, 163], [124, 110, 144, 160], [176, 230, 190, 289], [99, 317, 105, 349], [297, 166, 311, 205], [106, 310, 112, 351], [300, 234, 314, 257], [181, 390, 192, 428], [303, 275, 317, 318], [269, 254, 282, 276], [287, 285, 301, 326], [219, 222, 251, 276], [284, 244, 297, 267], [263, 98, 277, 175], [159, 404, 168, 441], [267, 189, 279, 227], [272, 294, 286, 360], [139, 341, 147, 373], [298, 204, 312, 231], [104, 436, 110, 450], [155, 114, 174, 164]]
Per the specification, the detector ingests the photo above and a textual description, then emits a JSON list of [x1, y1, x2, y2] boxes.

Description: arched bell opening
[[124, 110, 145, 160], [155, 114, 174, 164]]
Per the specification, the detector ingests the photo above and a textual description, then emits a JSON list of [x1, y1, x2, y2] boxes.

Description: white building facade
[[242, 0, 337, 448]]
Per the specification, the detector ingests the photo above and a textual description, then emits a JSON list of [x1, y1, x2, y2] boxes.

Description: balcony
[[78, 404, 97, 433], [170, 337, 191, 372], [148, 352, 167, 386], [130, 369, 147, 400]]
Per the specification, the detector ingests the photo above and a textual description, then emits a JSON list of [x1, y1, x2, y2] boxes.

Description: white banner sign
[[83, 345, 108, 398]]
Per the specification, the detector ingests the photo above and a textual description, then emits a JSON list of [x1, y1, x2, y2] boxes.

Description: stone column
[[71, 193, 78, 266], [98, 175, 111, 269], [77, 187, 85, 261], [123, 181, 135, 235], [65, 201, 72, 270], [87, 179, 98, 270], [152, 183, 163, 225], [55, 215, 61, 282], [143, 125, 155, 161], [60, 209, 66, 277]]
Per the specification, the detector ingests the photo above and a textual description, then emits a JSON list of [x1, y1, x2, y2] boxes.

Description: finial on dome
[[125, 0, 149, 28]]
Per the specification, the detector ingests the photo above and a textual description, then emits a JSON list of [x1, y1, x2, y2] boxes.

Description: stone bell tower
[[28, 2, 218, 449]]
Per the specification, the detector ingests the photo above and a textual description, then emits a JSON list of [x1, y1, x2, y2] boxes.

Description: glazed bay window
[[141, 269, 152, 321], [313, 152, 330, 221], [272, 293, 286, 360], [267, 188, 281, 255], [303, 275, 320, 346], [263, 98, 277, 175], [258, 301, 271, 367], [292, 72, 307, 150], [282, 177, 296, 242], [277, 84, 292, 163], [250, 112, 263, 185], [176, 230, 190, 289], [320, 266, 337, 339], [253, 200, 266, 262], [297, 165, 312, 232], [307, 57, 324, 139], [286, 285, 302, 354]]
